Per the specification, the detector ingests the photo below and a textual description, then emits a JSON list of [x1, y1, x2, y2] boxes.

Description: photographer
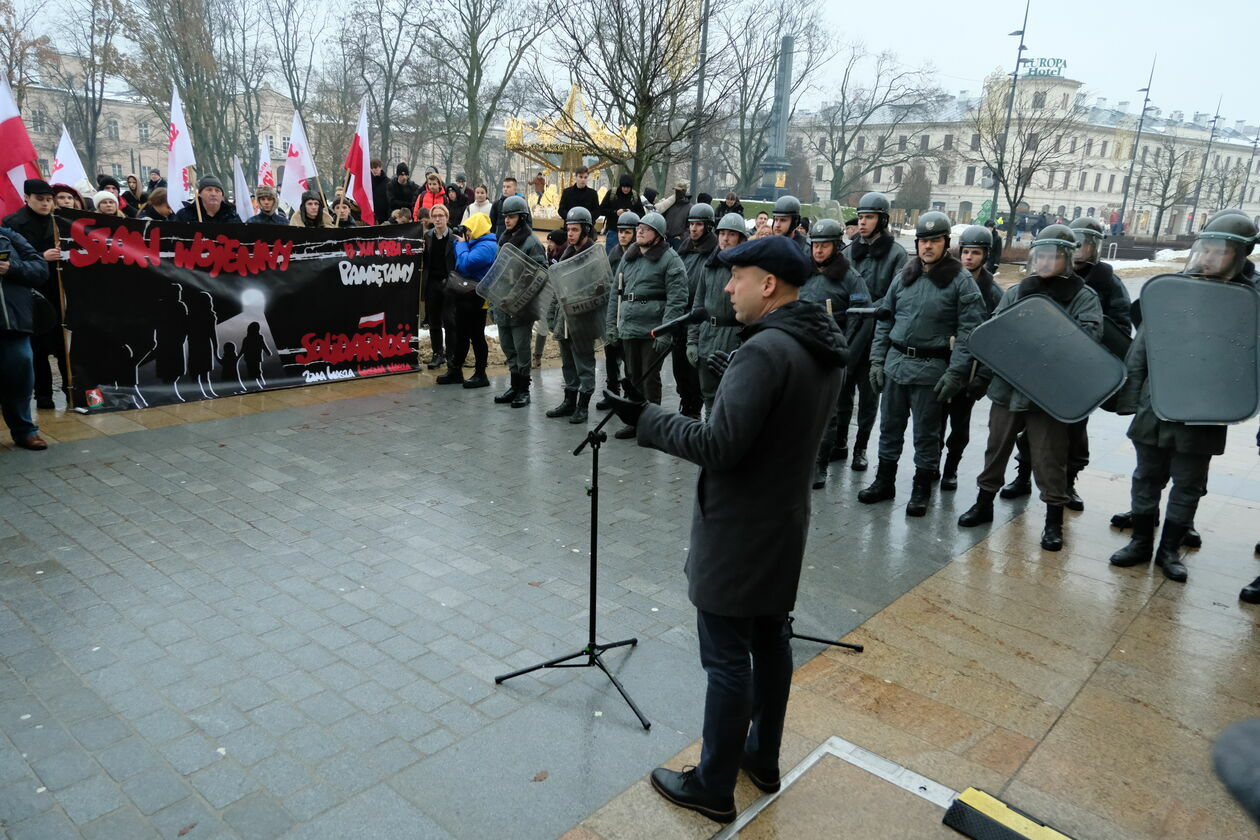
[[436, 213, 496, 388], [0, 222, 51, 450]]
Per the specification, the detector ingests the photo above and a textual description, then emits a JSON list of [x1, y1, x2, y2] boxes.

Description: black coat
[[558, 185, 600, 223], [0, 226, 49, 335], [371, 173, 390, 223], [387, 177, 420, 213], [597, 186, 645, 231], [635, 299, 847, 616], [1077, 260, 1132, 332], [2, 206, 55, 253], [172, 199, 242, 224], [423, 228, 456, 290], [716, 200, 745, 219]]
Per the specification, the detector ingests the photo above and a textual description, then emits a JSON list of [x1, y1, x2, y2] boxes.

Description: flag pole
[[189, 165, 203, 222]]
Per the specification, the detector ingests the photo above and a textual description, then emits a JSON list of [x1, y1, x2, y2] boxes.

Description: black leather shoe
[[649, 767, 735, 823], [1155, 521, 1191, 583], [35, 397, 55, 411], [905, 467, 933, 517], [1040, 504, 1064, 552], [435, 369, 464, 385], [1242, 576, 1260, 604], [829, 446, 848, 463], [1109, 512, 1156, 567], [462, 372, 490, 389], [999, 466, 1032, 499], [1182, 525, 1202, 549], [812, 462, 827, 490], [1065, 487, 1085, 512], [957, 491, 996, 527], [740, 752, 781, 793], [857, 459, 897, 504], [851, 451, 868, 472]]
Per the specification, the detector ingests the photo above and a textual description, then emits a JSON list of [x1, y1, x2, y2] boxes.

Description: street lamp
[[687, 0, 712, 199], [1236, 126, 1260, 208], [1187, 96, 1222, 235], [990, 0, 1030, 236], [1117, 57, 1155, 239]]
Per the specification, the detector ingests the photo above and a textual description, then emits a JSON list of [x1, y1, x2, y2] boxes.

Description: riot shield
[[548, 245, 611, 345], [476, 243, 550, 320], [1139, 273, 1260, 424], [969, 294, 1126, 423]]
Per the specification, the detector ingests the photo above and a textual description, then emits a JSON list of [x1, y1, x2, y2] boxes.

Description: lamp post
[[687, 0, 712, 199], [1236, 126, 1260, 208], [1117, 57, 1154, 239], [1187, 97, 1222, 235], [990, 0, 1030, 236]]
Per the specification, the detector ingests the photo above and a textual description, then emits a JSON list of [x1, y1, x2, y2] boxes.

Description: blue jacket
[[454, 232, 497, 281], [0, 227, 48, 335]]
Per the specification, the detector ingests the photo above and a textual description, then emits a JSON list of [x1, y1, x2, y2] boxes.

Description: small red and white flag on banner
[[343, 100, 375, 225], [279, 110, 318, 211], [358, 312, 385, 329], [257, 136, 274, 188], [51, 125, 89, 191], [0, 75, 42, 218], [166, 88, 197, 209]]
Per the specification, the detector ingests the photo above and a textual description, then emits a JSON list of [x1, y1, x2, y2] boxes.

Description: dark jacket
[[172, 199, 243, 224], [987, 228, 1003, 268], [971, 267, 1003, 315], [558, 184, 600, 224], [717, 200, 745, 219], [1077, 260, 1132, 332], [423, 228, 456, 289], [3, 206, 56, 253], [386, 176, 420, 213], [371, 172, 390, 223], [137, 206, 174, 222], [489, 193, 519, 236], [635, 299, 847, 616], [677, 230, 718, 305], [0, 227, 49, 335], [246, 209, 289, 225], [597, 177, 645, 230], [847, 230, 908, 304], [605, 238, 689, 341], [800, 251, 870, 332], [662, 195, 692, 241]]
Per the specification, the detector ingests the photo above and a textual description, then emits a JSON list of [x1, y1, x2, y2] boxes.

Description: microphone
[[650, 307, 709, 338]]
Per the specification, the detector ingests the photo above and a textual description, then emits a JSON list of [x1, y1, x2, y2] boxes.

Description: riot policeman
[[1109, 213, 1259, 582], [671, 203, 716, 419], [492, 195, 548, 408], [802, 217, 870, 489], [545, 207, 601, 424], [771, 195, 810, 256], [936, 225, 1004, 490], [860, 211, 986, 516], [957, 225, 1103, 551], [596, 211, 641, 410], [836, 191, 908, 471], [686, 212, 745, 413]]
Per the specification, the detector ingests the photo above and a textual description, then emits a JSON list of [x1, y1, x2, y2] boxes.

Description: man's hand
[[652, 334, 673, 355], [602, 388, 646, 427], [43, 248, 60, 263], [685, 343, 699, 367], [0, 260, 10, 276], [868, 362, 885, 393], [933, 370, 965, 402], [706, 349, 732, 379]]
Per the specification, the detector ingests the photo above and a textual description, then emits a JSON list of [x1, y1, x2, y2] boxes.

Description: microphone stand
[[494, 336, 679, 731]]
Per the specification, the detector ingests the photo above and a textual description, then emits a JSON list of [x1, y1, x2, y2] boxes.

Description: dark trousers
[[876, 380, 944, 471], [603, 341, 622, 391], [1015, 418, 1089, 476], [695, 610, 792, 797], [495, 313, 532, 376], [977, 404, 1070, 505], [670, 341, 702, 417], [621, 338, 664, 406], [447, 303, 487, 372], [558, 337, 596, 393], [835, 352, 877, 451], [32, 332, 68, 401], [938, 394, 977, 459], [0, 334, 37, 440], [425, 285, 449, 356], [1130, 442, 1211, 524]]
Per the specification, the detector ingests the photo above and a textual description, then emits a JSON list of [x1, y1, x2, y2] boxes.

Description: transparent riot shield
[[548, 244, 611, 345], [1139, 273, 1260, 424], [476, 243, 550, 320], [969, 294, 1126, 423]]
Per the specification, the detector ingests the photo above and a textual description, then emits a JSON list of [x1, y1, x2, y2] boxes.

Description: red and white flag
[[358, 312, 385, 329], [0, 75, 41, 218], [51, 125, 89, 192], [232, 155, 253, 219], [257, 136, 274, 188], [279, 110, 318, 211], [343, 100, 376, 225], [166, 88, 196, 208]]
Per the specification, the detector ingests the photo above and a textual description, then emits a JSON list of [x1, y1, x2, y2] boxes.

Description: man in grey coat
[[603, 236, 847, 824], [686, 212, 745, 413]]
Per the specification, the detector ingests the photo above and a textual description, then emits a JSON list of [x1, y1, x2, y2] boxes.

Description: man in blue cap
[[603, 235, 848, 823]]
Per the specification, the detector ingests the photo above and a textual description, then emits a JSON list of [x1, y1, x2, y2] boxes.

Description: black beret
[[716, 235, 811, 286]]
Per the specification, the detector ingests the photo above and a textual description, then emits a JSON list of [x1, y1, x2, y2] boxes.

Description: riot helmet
[[502, 195, 529, 217], [958, 225, 992, 251], [915, 211, 951, 241], [772, 195, 802, 218], [1069, 216, 1105, 265], [856, 192, 891, 215], [616, 211, 641, 230], [565, 206, 593, 228], [809, 217, 845, 244], [639, 211, 668, 240], [1205, 208, 1257, 254], [1026, 224, 1078, 280], [1184, 213, 1258, 281], [716, 212, 748, 248], [687, 203, 716, 225]]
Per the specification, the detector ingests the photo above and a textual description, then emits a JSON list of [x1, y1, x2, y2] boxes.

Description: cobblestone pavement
[[1, 363, 1135, 839]]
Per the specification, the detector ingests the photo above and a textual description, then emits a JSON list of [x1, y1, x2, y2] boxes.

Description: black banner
[[53, 210, 424, 411]]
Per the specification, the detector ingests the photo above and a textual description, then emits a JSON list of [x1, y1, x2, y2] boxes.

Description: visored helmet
[[639, 211, 667, 240], [1026, 224, 1077, 280], [856, 191, 891, 215], [1069, 216, 1105, 265], [716, 212, 748, 238], [1205, 208, 1257, 254], [502, 195, 529, 216], [773, 195, 802, 218], [959, 224, 992, 251], [687, 203, 715, 224], [1185, 212, 1258, 280], [915, 211, 951, 241], [616, 211, 641, 230], [809, 217, 845, 244], [565, 206, 593, 227]]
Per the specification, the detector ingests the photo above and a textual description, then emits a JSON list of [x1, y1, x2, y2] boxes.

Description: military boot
[[1065, 469, 1084, 511], [857, 459, 897, 504], [906, 468, 934, 517], [958, 490, 996, 527], [546, 389, 577, 418], [1155, 521, 1191, 582], [569, 391, 592, 424], [435, 364, 464, 385], [1000, 460, 1032, 499], [1040, 504, 1065, 552], [851, 432, 869, 471], [1183, 524, 1202, 548], [494, 373, 519, 404], [812, 459, 828, 491], [1241, 576, 1260, 604], [511, 374, 531, 408], [1109, 512, 1155, 567], [940, 450, 962, 491], [462, 368, 490, 389]]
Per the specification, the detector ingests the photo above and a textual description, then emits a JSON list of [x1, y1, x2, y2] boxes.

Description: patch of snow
[[1155, 248, 1190, 261]]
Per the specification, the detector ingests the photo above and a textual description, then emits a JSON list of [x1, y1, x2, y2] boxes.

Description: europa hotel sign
[[1024, 57, 1067, 77]]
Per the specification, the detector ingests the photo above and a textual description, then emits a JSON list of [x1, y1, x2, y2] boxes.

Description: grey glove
[[869, 363, 885, 393], [652, 334, 673, 355], [933, 370, 965, 402], [686, 343, 699, 367]]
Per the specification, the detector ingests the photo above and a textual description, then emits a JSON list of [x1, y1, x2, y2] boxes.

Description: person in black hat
[[3, 179, 66, 410], [172, 175, 242, 223], [147, 169, 167, 191], [603, 234, 847, 824], [983, 218, 1002, 272], [387, 163, 420, 213], [843, 216, 859, 243]]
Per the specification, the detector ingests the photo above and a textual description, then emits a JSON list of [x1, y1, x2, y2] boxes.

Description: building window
[[873, 167, 882, 184], [106, 119, 119, 140], [815, 164, 823, 180], [1078, 172, 1087, 190], [281, 135, 290, 154], [1061, 172, 1069, 189], [1108, 174, 1116, 192], [1060, 93, 1069, 108], [893, 166, 903, 184], [919, 135, 930, 152], [1087, 207, 1095, 217], [856, 136, 866, 152], [970, 133, 980, 151], [1141, 145, 1148, 163], [1093, 173, 1102, 191], [965, 166, 976, 186], [1100, 141, 1108, 157], [1085, 139, 1094, 156], [898, 136, 907, 152], [1032, 91, 1046, 110], [138, 122, 150, 143], [31, 109, 47, 134], [1026, 133, 1039, 150], [1047, 170, 1056, 188], [1054, 135, 1062, 152], [111, 163, 123, 178], [938, 166, 949, 185], [1070, 138, 1077, 153], [943, 134, 953, 150], [37, 158, 49, 173]]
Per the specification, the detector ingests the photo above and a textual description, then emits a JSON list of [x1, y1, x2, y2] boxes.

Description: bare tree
[[263, 0, 323, 121], [308, 37, 363, 179], [805, 44, 943, 203], [530, 0, 736, 189], [0, 0, 49, 108], [40, 0, 126, 175], [1135, 134, 1195, 238], [968, 72, 1087, 244], [711, 0, 833, 193], [345, 0, 424, 165], [1204, 161, 1248, 214], [893, 163, 932, 211]]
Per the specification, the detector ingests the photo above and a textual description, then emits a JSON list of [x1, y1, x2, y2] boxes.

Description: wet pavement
[[3, 289, 1259, 838]]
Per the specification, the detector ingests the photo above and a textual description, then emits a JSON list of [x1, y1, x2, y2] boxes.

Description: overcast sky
[[815, 1, 1257, 130]]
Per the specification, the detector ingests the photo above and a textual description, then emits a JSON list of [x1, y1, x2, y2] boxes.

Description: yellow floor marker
[[943, 787, 1076, 840]]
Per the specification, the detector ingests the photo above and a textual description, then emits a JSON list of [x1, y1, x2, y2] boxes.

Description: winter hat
[[93, 190, 118, 207], [197, 174, 225, 193], [50, 183, 79, 199], [455, 173, 467, 182], [463, 213, 491, 240], [396, 163, 410, 176], [23, 178, 53, 196], [255, 185, 277, 199], [98, 174, 121, 190], [619, 173, 633, 189], [300, 190, 322, 206]]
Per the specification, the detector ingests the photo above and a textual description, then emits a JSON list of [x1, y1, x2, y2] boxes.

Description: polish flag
[[358, 312, 385, 329], [279, 110, 318, 211], [343, 100, 375, 225], [51, 126, 89, 192], [166, 88, 197, 209], [232, 155, 253, 219], [257, 135, 274, 188], [0, 75, 41, 218]]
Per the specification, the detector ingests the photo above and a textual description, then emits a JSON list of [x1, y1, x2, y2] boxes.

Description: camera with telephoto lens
[[450, 225, 467, 239]]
